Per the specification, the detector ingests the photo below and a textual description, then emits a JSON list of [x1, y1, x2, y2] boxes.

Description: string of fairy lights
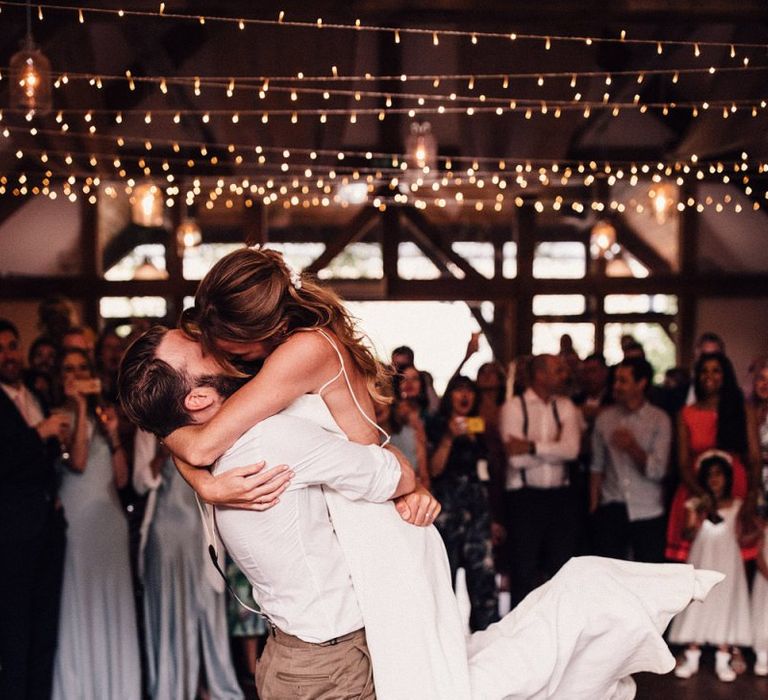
[[1, 0, 767, 53], [1, 1, 767, 219]]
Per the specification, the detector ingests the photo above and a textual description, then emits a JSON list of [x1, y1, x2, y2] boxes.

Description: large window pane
[[183, 243, 243, 280], [533, 242, 586, 279], [318, 242, 383, 280], [533, 295, 586, 316], [532, 322, 594, 358], [604, 322, 676, 381], [503, 241, 517, 278], [346, 301, 492, 394], [104, 244, 166, 281], [100, 296, 167, 318], [604, 294, 678, 314], [451, 242, 494, 279], [398, 242, 441, 280]]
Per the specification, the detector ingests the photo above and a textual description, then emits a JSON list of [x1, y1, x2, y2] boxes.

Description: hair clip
[[286, 261, 302, 290]]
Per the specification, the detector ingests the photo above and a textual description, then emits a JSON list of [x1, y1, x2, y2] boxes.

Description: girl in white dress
[[669, 450, 752, 682]]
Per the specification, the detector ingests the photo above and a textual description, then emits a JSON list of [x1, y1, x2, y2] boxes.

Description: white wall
[[0, 300, 83, 357], [0, 197, 81, 276], [696, 298, 768, 388]]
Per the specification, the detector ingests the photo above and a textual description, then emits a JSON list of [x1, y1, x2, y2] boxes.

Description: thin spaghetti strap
[[309, 328, 390, 446]]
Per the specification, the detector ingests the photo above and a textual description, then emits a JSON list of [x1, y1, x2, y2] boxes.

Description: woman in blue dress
[[53, 348, 141, 699]]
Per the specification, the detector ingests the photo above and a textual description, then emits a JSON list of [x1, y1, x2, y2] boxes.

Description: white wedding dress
[[277, 395, 721, 700]]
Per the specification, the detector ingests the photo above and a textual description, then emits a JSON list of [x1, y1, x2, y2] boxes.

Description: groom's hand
[[208, 462, 294, 510], [395, 486, 441, 527]]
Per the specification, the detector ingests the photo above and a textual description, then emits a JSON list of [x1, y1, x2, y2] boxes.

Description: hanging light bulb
[[406, 122, 438, 172], [590, 220, 617, 259], [648, 182, 676, 224], [9, 1, 53, 115], [131, 182, 164, 227], [132, 256, 168, 280], [176, 218, 203, 251]]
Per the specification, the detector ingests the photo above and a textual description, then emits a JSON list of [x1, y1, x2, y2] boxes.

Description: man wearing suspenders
[[498, 354, 583, 609]]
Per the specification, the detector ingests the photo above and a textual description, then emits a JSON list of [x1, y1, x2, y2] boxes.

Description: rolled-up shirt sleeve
[[133, 428, 163, 495], [590, 416, 608, 475], [535, 399, 581, 461], [219, 414, 402, 503], [644, 412, 671, 482]]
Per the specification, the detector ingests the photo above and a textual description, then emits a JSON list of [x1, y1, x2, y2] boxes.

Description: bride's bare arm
[[175, 456, 294, 509], [164, 332, 336, 467]]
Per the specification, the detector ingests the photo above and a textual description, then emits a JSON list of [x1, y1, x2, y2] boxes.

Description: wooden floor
[[636, 649, 768, 699]]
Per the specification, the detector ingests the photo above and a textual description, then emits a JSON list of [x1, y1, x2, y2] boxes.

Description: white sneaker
[[674, 649, 701, 679], [755, 651, 768, 677], [715, 650, 736, 682]]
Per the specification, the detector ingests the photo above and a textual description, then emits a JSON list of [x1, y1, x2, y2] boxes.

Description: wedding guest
[[0, 319, 68, 700], [429, 375, 502, 631], [666, 352, 761, 563], [669, 453, 751, 683], [590, 358, 671, 563], [134, 430, 242, 700], [498, 354, 582, 607], [53, 348, 140, 699]]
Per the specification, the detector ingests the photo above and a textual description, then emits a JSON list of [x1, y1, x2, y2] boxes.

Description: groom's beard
[[196, 373, 250, 399]]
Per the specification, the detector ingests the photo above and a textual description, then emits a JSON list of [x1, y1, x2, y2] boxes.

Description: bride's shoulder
[[267, 329, 338, 369]]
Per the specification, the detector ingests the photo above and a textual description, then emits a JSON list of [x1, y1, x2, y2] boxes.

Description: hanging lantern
[[132, 256, 168, 280], [648, 182, 676, 224], [131, 183, 164, 227], [9, 40, 52, 115], [590, 220, 618, 259], [176, 218, 202, 251], [406, 122, 438, 172]]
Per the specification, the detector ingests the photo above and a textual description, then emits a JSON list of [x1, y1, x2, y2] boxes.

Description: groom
[[119, 326, 444, 699]]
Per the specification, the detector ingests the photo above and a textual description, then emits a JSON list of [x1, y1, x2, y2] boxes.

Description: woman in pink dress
[[666, 352, 760, 563]]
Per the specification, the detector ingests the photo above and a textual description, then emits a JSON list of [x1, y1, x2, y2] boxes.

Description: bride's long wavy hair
[[180, 247, 390, 402]]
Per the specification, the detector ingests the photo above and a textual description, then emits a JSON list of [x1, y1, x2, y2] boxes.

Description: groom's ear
[[184, 386, 217, 413]]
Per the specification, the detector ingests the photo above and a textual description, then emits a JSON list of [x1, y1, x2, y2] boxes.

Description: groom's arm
[[220, 415, 415, 503]]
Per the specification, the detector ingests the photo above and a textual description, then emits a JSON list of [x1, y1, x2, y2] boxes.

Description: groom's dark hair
[[118, 325, 194, 437]]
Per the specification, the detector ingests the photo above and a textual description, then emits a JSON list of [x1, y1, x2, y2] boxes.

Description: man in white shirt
[[118, 327, 431, 699], [498, 353, 582, 608], [590, 357, 671, 563]]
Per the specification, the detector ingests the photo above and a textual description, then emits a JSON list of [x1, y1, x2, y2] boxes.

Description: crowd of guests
[[0, 297, 250, 700], [3, 292, 768, 697], [392, 330, 768, 684]]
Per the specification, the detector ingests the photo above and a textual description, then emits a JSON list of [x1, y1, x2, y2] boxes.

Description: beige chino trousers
[[255, 627, 376, 699]]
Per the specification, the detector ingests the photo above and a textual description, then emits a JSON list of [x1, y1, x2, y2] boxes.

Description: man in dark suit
[[0, 318, 69, 700]]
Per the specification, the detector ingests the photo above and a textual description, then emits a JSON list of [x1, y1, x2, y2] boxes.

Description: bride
[[152, 247, 717, 699]]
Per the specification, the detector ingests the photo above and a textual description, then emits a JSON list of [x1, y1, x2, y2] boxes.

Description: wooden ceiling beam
[[304, 206, 379, 273], [4, 272, 768, 302]]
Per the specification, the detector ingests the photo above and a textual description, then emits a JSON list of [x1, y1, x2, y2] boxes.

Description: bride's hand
[[205, 462, 294, 510], [394, 486, 441, 527]]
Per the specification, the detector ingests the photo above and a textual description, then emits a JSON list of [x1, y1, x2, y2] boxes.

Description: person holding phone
[[52, 348, 141, 699], [428, 375, 505, 632]]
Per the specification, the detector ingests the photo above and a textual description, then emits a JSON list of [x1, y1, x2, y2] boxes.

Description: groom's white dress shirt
[[213, 411, 401, 643]]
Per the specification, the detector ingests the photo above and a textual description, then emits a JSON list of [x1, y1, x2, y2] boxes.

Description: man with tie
[[0, 318, 70, 700]]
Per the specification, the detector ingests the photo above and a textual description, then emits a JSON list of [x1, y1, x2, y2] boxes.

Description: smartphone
[[73, 378, 102, 395], [466, 416, 486, 434]]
